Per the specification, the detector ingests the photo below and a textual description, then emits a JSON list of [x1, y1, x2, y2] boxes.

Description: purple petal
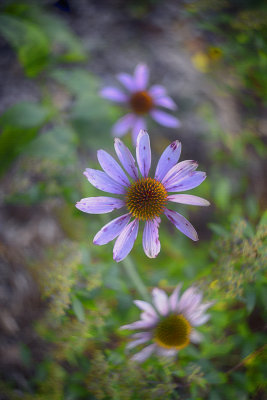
[[156, 347, 178, 357], [169, 284, 182, 312], [187, 302, 214, 326], [168, 194, 210, 206], [140, 312, 158, 323], [136, 130, 151, 177], [93, 213, 131, 245], [76, 197, 125, 214], [130, 332, 152, 339], [167, 171, 207, 192], [134, 300, 158, 318], [131, 344, 157, 363], [153, 96, 177, 110], [83, 168, 126, 194], [131, 117, 146, 144], [177, 287, 203, 314], [126, 333, 152, 350], [152, 288, 169, 316], [162, 160, 198, 188], [134, 63, 149, 90], [116, 72, 136, 92], [113, 219, 139, 262], [190, 313, 210, 327], [112, 113, 135, 137], [150, 109, 181, 128], [100, 87, 128, 102], [154, 140, 181, 182], [120, 319, 155, 330], [142, 218, 161, 258], [164, 208, 198, 241], [97, 149, 130, 187], [190, 330, 203, 344], [149, 84, 167, 98], [114, 138, 139, 180]]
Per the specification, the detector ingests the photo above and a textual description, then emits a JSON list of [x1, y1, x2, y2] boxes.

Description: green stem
[[122, 256, 150, 302]]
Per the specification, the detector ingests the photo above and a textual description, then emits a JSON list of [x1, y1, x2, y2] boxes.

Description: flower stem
[[226, 344, 267, 375], [122, 256, 150, 302]]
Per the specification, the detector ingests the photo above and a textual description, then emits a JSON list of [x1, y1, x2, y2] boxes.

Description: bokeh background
[[0, 0, 266, 399]]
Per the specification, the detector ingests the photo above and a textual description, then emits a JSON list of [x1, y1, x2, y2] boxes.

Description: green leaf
[[0, 101, 50, 129], [71, 295, 85, 323], [0, 14, 50, 76], [245, 289, 256, 314], [24, 8, 86, 63], [213, 177, 231, 210], [259, 210, 267, 227], [26, 125, 77, 165], [208, 223, 229, 237], [0, 101, 50, 175], [50, 69, 98, 96]]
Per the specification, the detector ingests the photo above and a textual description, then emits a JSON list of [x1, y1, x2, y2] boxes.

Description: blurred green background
[[0, 0, 266, 399]]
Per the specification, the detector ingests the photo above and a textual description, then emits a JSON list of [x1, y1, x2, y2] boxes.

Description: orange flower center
[[154, 314, 191, 350], [130, 91, 154, 114], [126, 177, 168, 220]]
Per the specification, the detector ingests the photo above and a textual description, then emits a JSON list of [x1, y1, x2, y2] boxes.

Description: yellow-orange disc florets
[[130, 91, 154, 114], [154, 314, 191, 350], [126, 177, 168, 220]]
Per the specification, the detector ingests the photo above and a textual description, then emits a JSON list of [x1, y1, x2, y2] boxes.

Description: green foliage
[[0, 1, 266, 399], [0, 101, 51, 176], [0, 0, 86, 76], [185, 0, 267, 104], [32, 241, 82, 318], [85, 351, 178, 400], [208, 215, 267, 298]]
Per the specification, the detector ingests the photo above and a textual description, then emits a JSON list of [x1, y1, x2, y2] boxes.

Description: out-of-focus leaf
[[0, 101, 50, 129], [50, 69, 119, 147], [26, 10, 86, 63], [50, 69, 98, 96], [213, 177, 231, 210], [0, 102, 50, 175], [245, 288, 256, 313], [208, 223, 229, 237], [0, 14, 50, 76], [259, 210, 267, 227], [27, 125, 77, 165], [71, 295, 85, 323], [0, 3, 86, 76]]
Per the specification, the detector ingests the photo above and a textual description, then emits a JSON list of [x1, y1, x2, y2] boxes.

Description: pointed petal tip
[[147, 253, 157, 259], [171, 139, 181, 147], [137, 128, 149, 138], [113, 254, 122, 263]]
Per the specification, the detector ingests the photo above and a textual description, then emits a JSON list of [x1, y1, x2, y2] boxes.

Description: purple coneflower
[[76, 130, 209, 262], [100, 63, 180, 143], [120, 284, 213, 362]]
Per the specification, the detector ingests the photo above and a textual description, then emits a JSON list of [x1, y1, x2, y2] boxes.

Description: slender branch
[[122, 256, 150, 302], [226, 344, 267, 375]]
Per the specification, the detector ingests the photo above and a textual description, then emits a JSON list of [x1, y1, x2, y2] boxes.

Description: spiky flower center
[[130, 91, 153, 114], [154, 314, 191, 349], [126, 177, 168, 220]]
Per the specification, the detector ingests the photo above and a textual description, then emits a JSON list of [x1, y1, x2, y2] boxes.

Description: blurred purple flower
[[76, 130, 209, 262], [100, 63, 180, 143], [120, 284, 213, 363]]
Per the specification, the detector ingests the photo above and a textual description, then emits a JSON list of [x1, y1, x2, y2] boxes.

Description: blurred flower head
[[76, 130, 209, 262], [100, 63, 180, 143], [120, 284, 213, 363]]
